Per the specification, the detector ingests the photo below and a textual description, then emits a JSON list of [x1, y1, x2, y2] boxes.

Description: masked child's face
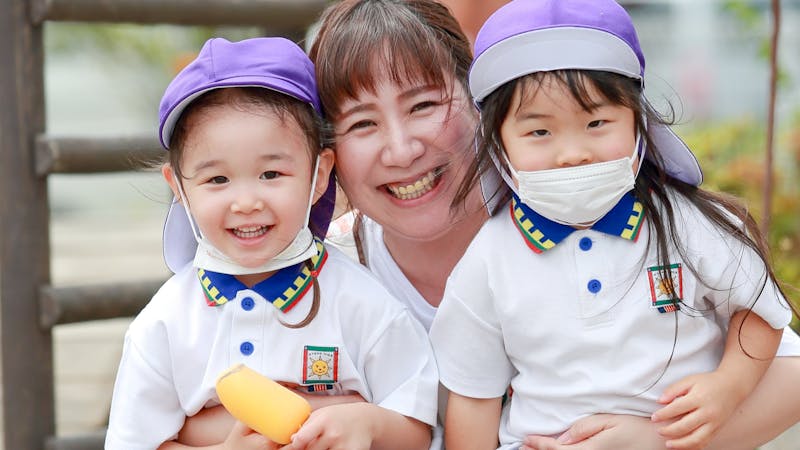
[[332, 73, 480, 242], [499, 75, 638, 176], [163, 104, 332, 269]]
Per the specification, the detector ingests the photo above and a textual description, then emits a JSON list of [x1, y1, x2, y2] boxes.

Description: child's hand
[[651, 371, 743, 450], [223, 420, 279, 450], [283, 403, 373, 450]]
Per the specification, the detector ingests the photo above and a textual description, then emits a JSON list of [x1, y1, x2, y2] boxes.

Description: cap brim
[[163, 198, 198, 273], [649, 122, 703, 186]]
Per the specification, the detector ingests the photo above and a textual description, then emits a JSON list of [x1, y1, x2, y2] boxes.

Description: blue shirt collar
[[197, 238, 327, 312], [510, 192, 645, 253]]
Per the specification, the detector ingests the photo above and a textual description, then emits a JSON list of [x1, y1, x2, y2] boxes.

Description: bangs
[[313, 1, 453, 118], [516, 70, 641, 113]]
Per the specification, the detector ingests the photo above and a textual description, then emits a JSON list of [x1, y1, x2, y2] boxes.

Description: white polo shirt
[[430, 191, 794, 449], [106, 242, 438, 450]]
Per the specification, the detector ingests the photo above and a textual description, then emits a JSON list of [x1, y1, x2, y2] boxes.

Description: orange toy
[[216, 364, 311, 444]]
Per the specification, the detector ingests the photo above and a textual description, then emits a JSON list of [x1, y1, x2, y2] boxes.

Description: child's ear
[[311, 148, 335, 204], [161, 163, 182, 203]]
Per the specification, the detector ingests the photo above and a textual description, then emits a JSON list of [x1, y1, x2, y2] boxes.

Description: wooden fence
[[0, 1, 326, 448]]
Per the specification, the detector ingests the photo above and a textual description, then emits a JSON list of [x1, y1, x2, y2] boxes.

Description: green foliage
[[680, 114, 800, 332]]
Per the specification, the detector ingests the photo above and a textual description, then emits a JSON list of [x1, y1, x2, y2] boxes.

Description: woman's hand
[[521, 414, 668, 450]]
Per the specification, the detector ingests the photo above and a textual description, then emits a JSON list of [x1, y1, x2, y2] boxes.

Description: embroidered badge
[[647, 263, 682, 313], [303, 345, 338, 384]]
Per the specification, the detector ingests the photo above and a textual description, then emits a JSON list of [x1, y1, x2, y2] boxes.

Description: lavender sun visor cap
[[158, 37, 334, 273], [159, 36, 322, 149], [469, 0, 702, 186]]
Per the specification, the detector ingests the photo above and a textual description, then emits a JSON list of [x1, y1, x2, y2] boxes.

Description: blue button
[[241, 297, 255, 311], [579, 237, 593, 251], [587, 279, 602, 293], [240, 341, 254, 355]]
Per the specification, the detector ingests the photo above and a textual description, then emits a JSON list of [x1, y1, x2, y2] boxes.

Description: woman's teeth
[[386, 169, 441, 200], [233, 225, 268, 238]]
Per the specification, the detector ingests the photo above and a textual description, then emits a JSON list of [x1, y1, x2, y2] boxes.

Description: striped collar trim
[[511, 192, 645, 254], [197, 238, 327, 312]]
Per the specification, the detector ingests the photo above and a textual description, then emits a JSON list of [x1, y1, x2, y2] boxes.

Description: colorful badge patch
[[303, 345, 338, 384], [647, 263, 682, 313]]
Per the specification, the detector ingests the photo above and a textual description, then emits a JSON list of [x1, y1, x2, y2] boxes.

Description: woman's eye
[[208, 176, 228, 184], [588, 120, 605, 129], [260, 171, 280, 180], [346, 120, 375, 133], [411, 101, 437, 113]]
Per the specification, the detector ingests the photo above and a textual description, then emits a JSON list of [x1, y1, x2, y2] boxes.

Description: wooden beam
[[0, 0, 54, 447], [36, 135, 162, 175], [31, 0, 328, 28]]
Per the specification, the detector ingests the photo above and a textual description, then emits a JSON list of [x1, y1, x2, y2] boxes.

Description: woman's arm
[[522, 356, 800, 450], [174, 392, 366, 446]]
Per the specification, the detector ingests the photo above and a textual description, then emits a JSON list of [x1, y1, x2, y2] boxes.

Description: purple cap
[[159, 36, 322, 149], [159, 37, 335, 273], [469, 0, 702, 186]]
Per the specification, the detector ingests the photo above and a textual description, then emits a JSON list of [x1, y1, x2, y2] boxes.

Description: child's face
[[163, 104, 332, 270], [499, 75, 638, 175]]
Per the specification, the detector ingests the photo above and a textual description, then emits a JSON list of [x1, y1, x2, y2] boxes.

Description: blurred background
[[45, 0, 800, 445]]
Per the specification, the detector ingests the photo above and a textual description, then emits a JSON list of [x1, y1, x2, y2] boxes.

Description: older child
[[429, 1, 797, 449], [105, 36, 437, 450]]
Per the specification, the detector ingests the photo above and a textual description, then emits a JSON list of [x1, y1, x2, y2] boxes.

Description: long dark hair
[[168, 87, 323, 328], [458, 69, 797, 353]]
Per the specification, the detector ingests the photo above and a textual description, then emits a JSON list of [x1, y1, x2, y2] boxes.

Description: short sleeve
[[105, 326, 184, 449], [363, 310, 439, 426], [429, 249, 514, 399]]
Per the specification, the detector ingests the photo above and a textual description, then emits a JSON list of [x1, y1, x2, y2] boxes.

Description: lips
[[232, 225, 270, 239], [384, 167, 443, 200]]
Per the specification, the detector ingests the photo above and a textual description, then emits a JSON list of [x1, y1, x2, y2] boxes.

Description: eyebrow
[[190, 151, 292, 173], [338, 84, 441, 120]]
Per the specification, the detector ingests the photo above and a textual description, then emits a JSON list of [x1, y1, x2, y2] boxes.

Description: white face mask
[[178, 157, 321, 275], [493, 135, 645, 227]]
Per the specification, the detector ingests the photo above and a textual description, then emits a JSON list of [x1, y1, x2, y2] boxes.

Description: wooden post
[[0, 0, 54, 447]]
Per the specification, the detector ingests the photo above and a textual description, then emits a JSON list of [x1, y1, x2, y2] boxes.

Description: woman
[[309, 1, 800, 449], [175, 1, 800, 448]]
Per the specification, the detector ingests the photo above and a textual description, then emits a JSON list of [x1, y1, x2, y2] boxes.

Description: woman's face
[[332, 73, 479, 241]]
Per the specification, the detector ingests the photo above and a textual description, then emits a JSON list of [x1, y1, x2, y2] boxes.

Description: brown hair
[[168, 87, 323, 328], [308, 0, 472, 119]]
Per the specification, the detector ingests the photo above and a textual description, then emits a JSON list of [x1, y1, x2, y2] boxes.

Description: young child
[[105, 37, 438, 450], [429, 1, 797, 449]]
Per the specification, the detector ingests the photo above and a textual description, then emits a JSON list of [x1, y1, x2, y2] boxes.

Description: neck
[[383, 202, 488, 307]]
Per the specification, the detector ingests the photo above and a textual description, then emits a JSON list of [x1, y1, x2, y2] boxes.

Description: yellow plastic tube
[[216, 364, 311, 444]]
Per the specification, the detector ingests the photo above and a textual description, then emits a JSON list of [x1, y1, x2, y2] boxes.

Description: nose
[[380, 120, 425, 168], [555, 144, 594, 168], [230, 187, 265, 214]]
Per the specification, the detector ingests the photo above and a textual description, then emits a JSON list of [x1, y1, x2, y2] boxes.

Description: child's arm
[[444, 392, 503, 450], [651, 310, 782, 449], [284, 402, 431, 450]]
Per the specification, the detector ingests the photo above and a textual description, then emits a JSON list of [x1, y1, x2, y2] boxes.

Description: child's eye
[[208, 176, 228, 184], [588, 120, 605, 129], [260, 171, 280, 180], [530, 129, 550, 137]]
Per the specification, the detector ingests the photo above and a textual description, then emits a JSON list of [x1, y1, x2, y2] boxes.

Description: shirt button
[[240, 341, 254, 356], [579, 237, 593, 251], [587, 279, 602, 293], [241, 297, 255, 311]]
